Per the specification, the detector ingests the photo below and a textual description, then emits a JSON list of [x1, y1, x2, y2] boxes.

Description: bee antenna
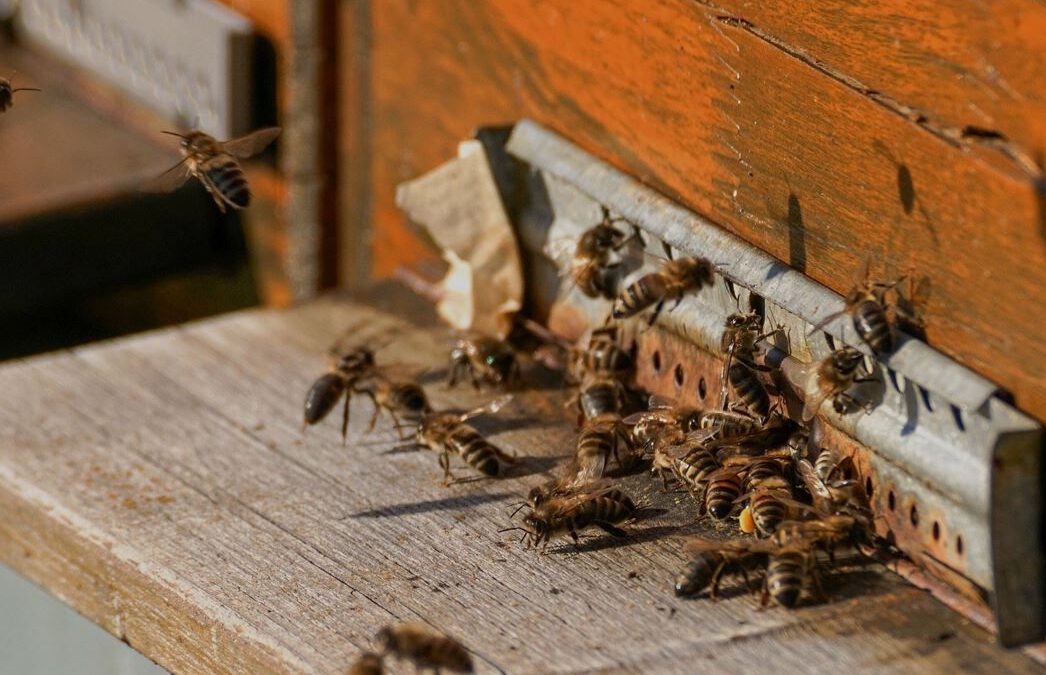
[[497, 526, 526, 534], [161, 130, 187, 139], [508, 502, 529, 518]]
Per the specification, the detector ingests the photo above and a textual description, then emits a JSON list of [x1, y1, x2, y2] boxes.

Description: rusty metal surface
[[502, 121, 1043, 646]]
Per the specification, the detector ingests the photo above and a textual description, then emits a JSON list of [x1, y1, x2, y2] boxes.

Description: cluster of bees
[[2, 73, 280, 213], [302, 207, 926, 671]]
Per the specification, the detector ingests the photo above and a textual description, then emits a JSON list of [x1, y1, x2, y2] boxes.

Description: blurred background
[[1, 2, 305, 672], [0, 0, 298, 362]]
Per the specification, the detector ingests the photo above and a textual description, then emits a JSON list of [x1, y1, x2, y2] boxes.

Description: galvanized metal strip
[[506, 119, 999, 413]]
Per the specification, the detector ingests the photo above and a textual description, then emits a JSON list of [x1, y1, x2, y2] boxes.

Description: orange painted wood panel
[[216, 0, 290, 48], [706, 0, 1046, 163], [360, 0, 1046, 419]]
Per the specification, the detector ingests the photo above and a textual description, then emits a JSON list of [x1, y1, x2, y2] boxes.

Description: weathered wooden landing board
[[0, 292, 1040, 674]]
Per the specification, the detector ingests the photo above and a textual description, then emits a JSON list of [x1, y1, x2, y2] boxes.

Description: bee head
[[393, 383, 430, 414], [374, 627, 395, 653], [831, 346, 864, 375], [485, 350, 515, 379]]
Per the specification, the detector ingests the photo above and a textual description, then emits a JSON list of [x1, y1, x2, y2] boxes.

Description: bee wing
[[622, 411, 659, 425], [221, 126, 281, 159], [572, 451, 608, 484], [542, 236, 578, 268], [795, 360, 832, 422], [684, 427, 720, 444], [797, 458, 833, 504], [140, 159, 192, 193], [460, 394, 513, 421], [647, 394, 679, 411]]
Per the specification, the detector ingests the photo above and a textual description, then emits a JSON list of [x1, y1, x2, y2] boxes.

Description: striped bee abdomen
[[612, 273, 663, 318], [767, 550, 807, 608], [448, 425, 501, 476], [852, 298, 892, 353], [728, 360, 770, 418], [206, 157, 251, 209]]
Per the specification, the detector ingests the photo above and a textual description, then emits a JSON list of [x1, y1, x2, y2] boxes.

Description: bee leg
[[647, 297, 666, 327], [367, 403, 382, 433], [446, 362, 460, 388], [469, 365, 481, 390], [197, 170, 228, 213], [438, 451, 453, 485], [340, 393, 351, 446], [759, 575, 771, 608], [708, 560, 730, 601]]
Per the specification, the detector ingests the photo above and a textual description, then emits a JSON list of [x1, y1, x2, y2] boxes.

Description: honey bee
[[347, 652, 384, 675], [361, 377, 432, 437], [696, 409, 763, 439], [612, 256, 715, 325], [303, 347, 380, 443], [570, 374, 628, 422], [684, 535, 820, 608], [375, 623, 473, 673], [811, 260, 904, 355], [721, 315, 775, 419], [502, 485, 636, 550], [702, 465, 744, 520], [144, 127, 281, 212], [678, 537, 766, 599], [448, 335, 520, 389], [524, 416, 633, 512], [763, 546, 820, 608], [415, 397, 515, 484], [651, 429, 719, 494], [624, 395, 703, 453], [798, 346, 872, 422], [548, 207, 637, 299], [0, 76, 40, 113], [796, 456, 872, 526], [567, 325, 633, 383]]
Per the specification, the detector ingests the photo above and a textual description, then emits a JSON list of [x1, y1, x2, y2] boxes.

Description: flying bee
[[678, 537, 767, 598], [348, 652, 384, 675], [303, 347, 380, 444], [360, 377, 431, 438], [0, 76, 40, 113], [798, 346, 874, 422], [545, 207, 637, 299], [375, 623, 473, 674], [415, 396, 515, 484], [502, 485, 636, 550], [144, 126, 281, 212], [567, 325, 634, 383], [447, 335, 520, 389], [810, 259, 905, 354], [569, 374, 628, 423], [612, 256, 716, 325]]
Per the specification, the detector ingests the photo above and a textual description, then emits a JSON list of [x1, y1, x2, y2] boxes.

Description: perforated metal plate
[[501, 119, 1043, 646]]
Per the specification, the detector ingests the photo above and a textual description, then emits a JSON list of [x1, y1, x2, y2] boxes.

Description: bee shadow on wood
[[345, 491, 515, 518], [549, 523, 683, 554], [500, 453, 565, 479]]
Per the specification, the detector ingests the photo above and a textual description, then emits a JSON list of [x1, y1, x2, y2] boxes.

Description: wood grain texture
[[359, 0, 1046, 419], [704, 0, 1046, 162], [0, 293, 1040, 673]]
